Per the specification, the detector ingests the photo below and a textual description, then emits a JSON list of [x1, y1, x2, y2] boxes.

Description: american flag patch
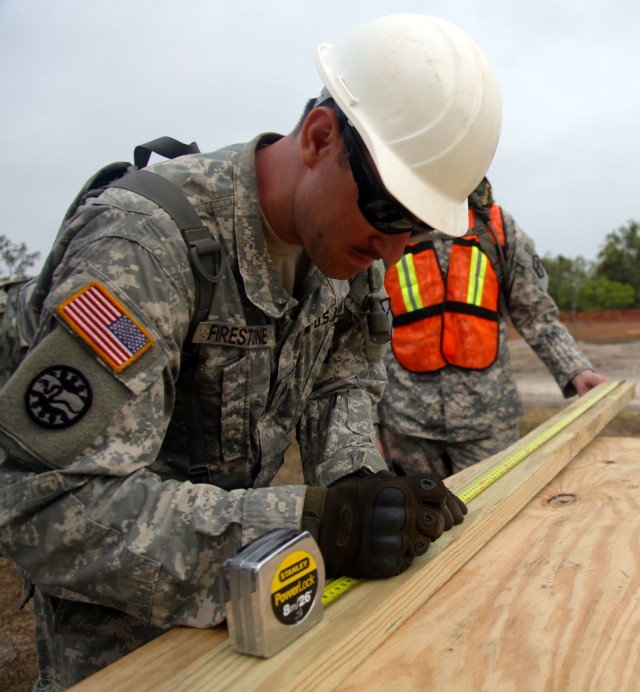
[[58, 282, 154, 371]]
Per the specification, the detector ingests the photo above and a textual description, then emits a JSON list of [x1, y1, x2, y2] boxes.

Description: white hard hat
[[315, 14, 502, 236]]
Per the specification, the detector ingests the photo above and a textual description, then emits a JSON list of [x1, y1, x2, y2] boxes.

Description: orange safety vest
[[384, 205, 506, 372]]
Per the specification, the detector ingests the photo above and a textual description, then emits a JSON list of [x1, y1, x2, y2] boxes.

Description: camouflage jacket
[[0, 135, 388, 630], [378, 207, 592, 442]]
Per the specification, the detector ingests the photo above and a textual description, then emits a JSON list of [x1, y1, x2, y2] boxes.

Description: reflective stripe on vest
[[385, 205, 506, 372]]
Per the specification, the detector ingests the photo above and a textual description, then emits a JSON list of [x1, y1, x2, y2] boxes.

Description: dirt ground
[[508, 338, 640, 413], [1, 317, 638, 690]]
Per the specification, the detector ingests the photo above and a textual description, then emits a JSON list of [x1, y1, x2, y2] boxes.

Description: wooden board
[[72, 381, 636, 690], [339, 435, 640, 691]]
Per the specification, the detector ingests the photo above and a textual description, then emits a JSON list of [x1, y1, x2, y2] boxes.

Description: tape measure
[[321, 380, 619, 606], [224, 528, 325, 657], [457, 380, 618, 503], [321, 576, 360, 606]]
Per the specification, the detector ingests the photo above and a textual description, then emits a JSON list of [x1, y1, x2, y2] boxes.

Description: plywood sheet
[[339, 436, 640, 691]]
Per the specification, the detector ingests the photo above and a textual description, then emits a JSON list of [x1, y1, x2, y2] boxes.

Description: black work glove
[[303, 467, 467, 579]]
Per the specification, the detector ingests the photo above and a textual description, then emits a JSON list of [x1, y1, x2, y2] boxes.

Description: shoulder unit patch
[[26, 365, 92, 428], [58, 281, 154, 371]]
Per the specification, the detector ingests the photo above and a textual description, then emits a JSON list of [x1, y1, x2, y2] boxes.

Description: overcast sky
[[1, 0, 638, 274]]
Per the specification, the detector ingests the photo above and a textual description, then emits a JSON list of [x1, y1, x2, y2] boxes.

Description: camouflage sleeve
[[296, 262, 389, 486], [504, 211, 592, 397], [0, 192, 304, 630]]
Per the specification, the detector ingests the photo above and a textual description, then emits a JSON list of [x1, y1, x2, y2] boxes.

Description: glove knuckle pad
[[369, 533, 405, 575], [414, 476, 447, 507], [421, 479, 438, 492], [418, 509, 445, 538], [372, 487, 406, 529], [367, 486, 410, 576], [414, 538, 431, 555]]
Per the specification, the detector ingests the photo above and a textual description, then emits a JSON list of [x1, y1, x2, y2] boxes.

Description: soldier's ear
[[299, 107, 341, 168]]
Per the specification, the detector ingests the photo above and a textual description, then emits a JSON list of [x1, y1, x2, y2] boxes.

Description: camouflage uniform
[[378, 208, 592, 476], [0, 277, 29, 386], [0, 134, 388, 689]]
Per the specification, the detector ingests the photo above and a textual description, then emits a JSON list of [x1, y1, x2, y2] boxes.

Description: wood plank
[[338, 436, 640, 691], [72, 381, 635, 691]]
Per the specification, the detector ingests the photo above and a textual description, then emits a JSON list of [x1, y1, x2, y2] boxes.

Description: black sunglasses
[[333, 106, 433, 238]]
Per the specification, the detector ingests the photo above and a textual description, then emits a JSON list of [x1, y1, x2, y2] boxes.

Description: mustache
[[350, 245, 381, 262]]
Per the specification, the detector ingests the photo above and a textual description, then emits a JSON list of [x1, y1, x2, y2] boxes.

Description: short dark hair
[[292, 92, 348, 168], [292, 87, 338, 134], [293, 98, 318, 135]]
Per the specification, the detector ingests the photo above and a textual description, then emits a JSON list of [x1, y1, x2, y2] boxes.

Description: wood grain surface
[[339, 435, 640, 691]]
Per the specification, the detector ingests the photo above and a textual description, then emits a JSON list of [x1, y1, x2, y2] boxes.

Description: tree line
[[0, 235, 40, 280], [1, 218, 639, 313], [543, 219, 639, 312]]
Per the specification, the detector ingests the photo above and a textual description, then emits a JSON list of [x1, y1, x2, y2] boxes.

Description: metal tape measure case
[[224, 528, 325, 657]]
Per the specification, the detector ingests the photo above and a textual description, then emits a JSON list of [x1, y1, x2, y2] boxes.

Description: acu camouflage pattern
[[0, 277, 29, 385], [377, 421, 520, 477], [0, 134, 388, 688], [474, 176, 494, 207], [379, 206, 592, 457]]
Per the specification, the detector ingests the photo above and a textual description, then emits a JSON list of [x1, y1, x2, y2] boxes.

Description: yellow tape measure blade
[[457, 380, 619, 503], [322, 577, 361, 606]]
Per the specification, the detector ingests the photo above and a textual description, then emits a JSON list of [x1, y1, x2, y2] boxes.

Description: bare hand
[[571, 369, 609, 396]]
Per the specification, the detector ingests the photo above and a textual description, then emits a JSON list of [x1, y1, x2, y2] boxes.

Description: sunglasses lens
[[366, 200, 406, 227], [362, 198, 426, 235]]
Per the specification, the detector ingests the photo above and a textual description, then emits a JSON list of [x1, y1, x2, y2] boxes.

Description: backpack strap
[[112, 136, 224, 332], [110, 167, 225, 486], [30, 137, 221, 484], [110, 169, 225, 333], [133, 136, 201, 169]]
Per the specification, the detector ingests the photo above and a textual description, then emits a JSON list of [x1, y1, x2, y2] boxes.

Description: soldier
[[0, 15, 501, 688], [0, 277, 29, 386], [378, 177, 608, 478]]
